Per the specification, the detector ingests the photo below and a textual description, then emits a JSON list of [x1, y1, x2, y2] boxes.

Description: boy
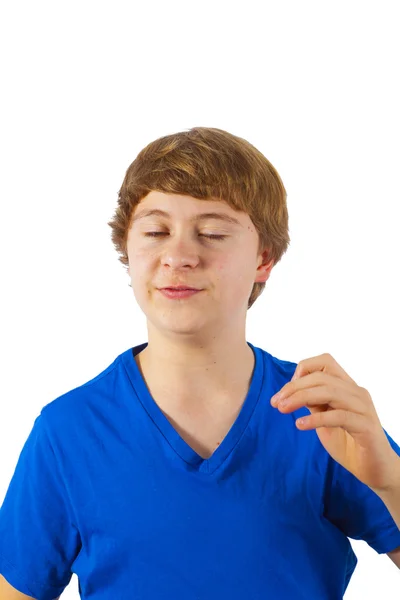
[[1, 126, 399, 599]]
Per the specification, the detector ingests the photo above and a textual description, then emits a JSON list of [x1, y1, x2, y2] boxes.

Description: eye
[[144, 232, 226, 240]]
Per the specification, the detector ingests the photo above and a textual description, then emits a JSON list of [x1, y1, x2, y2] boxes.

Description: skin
[[126, 191, 274, 408]]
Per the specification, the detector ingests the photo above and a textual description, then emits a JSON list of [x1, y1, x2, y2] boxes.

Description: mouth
[[158, 288, 203, 299], [160, 287, 201, 291], [158, 285, 201, 292]]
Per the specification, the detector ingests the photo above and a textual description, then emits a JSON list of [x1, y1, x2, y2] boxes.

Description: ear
[[254, 249, 275, 284]]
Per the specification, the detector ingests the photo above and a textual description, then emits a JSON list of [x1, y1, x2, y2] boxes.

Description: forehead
[[132, 191, 247, 226]]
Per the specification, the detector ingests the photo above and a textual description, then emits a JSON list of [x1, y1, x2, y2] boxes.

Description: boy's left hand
[[270, 353, 399, 493]]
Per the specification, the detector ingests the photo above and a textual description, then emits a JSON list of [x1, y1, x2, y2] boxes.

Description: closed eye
[[144, 232, 226, 240]]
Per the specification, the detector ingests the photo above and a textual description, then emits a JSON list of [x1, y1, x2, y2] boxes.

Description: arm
[[0, 574, 61, 599], [372, 456, 400, 569], [374, 464, 400, 531], [0, 573, 36, 599], [387, 547, 400, 569]]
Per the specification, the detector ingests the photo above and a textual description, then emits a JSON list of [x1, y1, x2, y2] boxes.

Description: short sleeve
[[323, 427, 400, 554], [0, 413, 81, 600]]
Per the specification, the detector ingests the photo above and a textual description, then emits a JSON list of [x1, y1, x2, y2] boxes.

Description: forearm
[[374, 456, 400, 531]]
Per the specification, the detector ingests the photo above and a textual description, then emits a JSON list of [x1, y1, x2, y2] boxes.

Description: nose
[[160, 232, 201, 269]]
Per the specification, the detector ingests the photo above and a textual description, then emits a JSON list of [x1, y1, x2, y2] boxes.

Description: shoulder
[[40, 350, 126, 428]]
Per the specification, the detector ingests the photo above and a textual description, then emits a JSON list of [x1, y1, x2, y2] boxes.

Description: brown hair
[[107, 126, 290, 309]]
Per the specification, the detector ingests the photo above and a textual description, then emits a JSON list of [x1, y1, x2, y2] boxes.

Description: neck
[[135, 332, 255, 406]]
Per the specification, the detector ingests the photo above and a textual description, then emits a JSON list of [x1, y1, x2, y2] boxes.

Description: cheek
[[217, 255, 247, 279], [215, 259, 249, 295], [130, 248, 155, 272], [129, 252, 153, 291], [214, 259, 232, 283]]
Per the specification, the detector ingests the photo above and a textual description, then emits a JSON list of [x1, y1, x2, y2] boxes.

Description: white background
[[1, 1, 399, 597]]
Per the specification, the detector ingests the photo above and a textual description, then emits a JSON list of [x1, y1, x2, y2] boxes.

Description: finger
[[277, 372, 349, 403], [293, 353, 357, 385], [296, 409, 371, 434], [277, 384, 367, 415]]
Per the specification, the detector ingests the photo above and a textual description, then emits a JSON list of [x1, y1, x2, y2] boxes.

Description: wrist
[[373, 453, 400, 498]]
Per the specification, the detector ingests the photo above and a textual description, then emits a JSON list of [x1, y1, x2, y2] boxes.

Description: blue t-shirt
[[1, 341, 399, 600]]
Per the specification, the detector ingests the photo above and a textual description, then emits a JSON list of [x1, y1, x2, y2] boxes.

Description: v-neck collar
[[120, 341, 264, 474]]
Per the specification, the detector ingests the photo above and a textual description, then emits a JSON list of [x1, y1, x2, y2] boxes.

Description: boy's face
[[126, 191, 274, 337]]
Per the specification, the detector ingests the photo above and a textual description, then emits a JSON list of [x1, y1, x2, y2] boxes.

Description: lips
[[158, 288, 202, 299], [160, 286, 201, 291]]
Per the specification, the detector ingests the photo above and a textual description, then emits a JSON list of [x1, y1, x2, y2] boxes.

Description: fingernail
[[271, 394, 281, 406]]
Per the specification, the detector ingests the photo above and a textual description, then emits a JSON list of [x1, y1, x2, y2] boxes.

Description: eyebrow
[[131, 208, 243, 227]]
